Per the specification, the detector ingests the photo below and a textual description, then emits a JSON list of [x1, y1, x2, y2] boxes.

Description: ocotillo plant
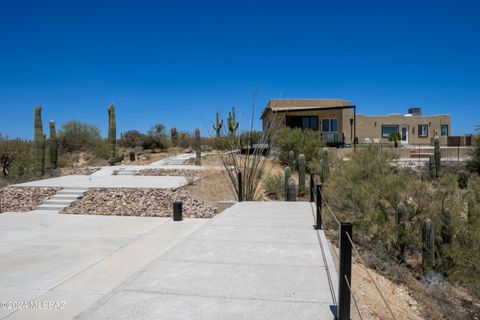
[[287, 178, 297, 201], [288, 150, 294, 170], [321, 147, 329, 183], [298, 154, 305, 196], [434, 136, 441, 178], [428, 156, 436, 179], [440, 208, 453, 245], [108, 104, 116, 160], [195, 128, 201, 166], [395, 202, 408, 261], [422, 218, 435, 274], [227, 106, 239, 137], [34, 106, 45, 177], [49, 120, 58, 169], [284, 166, 291, 199], [212, 112, 223, 138]]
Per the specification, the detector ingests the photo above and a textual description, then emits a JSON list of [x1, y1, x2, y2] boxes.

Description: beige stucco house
[[261, 99, 451, 146]]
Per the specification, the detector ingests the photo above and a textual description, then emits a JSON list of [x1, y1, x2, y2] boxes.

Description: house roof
[[261, 98, 354, 118]]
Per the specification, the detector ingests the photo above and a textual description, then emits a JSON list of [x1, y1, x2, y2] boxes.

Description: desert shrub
[[142, 124, 170, 150], [466, 127, 480, 174], [58, 120, 102, 153], [176, 131, 191, 148], [0, 134, 33, 179], [263, 173, 284, 199], [272, 127, 324, 167], [93, 139, 111, 160], [119, 130, 144, 148]]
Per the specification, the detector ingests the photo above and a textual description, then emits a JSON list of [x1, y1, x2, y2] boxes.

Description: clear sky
[[1, 0, 479, 139]]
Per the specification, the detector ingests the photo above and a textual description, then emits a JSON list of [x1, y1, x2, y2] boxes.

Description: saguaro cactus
[[298, 154, 305, 196], [108, 104, 116, 160], [212, 112, 223, 138], [434, 136, 441, 178], [395, 202, 408, 261], [34, 106, 45, 176], [422, 219, 435, 274], [288, 150, 295, 170], [440, 208, 453, 245], [170, 127, 178, 146], [428, 156, 436, 179], [227, 106, 239, 137], [284, 166, 291, 199], [49, 120, 58, 169], [195, 128, 201, 166], [287, 178, 297, 201], [321, 147, 329, 183]]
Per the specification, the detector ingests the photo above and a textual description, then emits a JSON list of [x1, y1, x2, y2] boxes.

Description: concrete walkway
[[0, 211, 206, 320], [78, 202, 338, 320]]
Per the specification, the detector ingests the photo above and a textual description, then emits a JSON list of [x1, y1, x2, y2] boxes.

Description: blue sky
[[0, 0, 479, 139]]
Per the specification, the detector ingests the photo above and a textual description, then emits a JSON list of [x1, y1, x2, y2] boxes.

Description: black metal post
[[237, 172, 243, 202], [173, 200, 183, 221], [457, 145, 460, 162], [338, 223, 353, 320], [315, 183, 322, 230], [309, 173, 315, 202], [353, 105, 357, 149]]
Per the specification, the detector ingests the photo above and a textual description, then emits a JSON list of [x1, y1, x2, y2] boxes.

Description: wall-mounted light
[[374, 122, 377, 127]]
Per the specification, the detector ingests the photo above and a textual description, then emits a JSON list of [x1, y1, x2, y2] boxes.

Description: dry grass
[[183, 169, 235, 202]]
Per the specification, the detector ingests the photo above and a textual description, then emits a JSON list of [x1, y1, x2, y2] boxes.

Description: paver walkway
[[78, 202, 338, 320]]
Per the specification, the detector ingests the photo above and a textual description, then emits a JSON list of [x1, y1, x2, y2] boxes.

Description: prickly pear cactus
[[287, 178, 297, 201], [434, 136, 441, 178], [108, 104, 116, 160], [440, 208, 453, 245], [212, 112, 223, 138], [321, 147, 329, 183], [49, 120, 58, 169], [298, 154, 305, 195], [195, 128, 201, 166], [422, 219, 435, 274], [34, 106, 45, 177], [284, 166, 291, 199]]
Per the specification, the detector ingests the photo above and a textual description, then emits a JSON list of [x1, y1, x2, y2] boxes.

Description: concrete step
[[61, 187, 90, 191], [48, 194, 79, 201], [36, 204, 67, 211], [56, 190, 87, 196], [43, 199, 75, 205]]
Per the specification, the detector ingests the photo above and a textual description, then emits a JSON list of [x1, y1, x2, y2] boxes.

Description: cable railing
[[309, 173, 397, 320]]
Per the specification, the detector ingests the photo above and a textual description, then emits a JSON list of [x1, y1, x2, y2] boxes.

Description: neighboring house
[[261, 98, 451, 146]]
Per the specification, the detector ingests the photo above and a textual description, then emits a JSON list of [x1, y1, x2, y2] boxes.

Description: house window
[[381, 125, 399, 138], [418, 125, 428, 138], [285, 116, 318, 130], [441, 125, 449, 136], [321, 118, 338, 132], [302, 117, 318, 130]]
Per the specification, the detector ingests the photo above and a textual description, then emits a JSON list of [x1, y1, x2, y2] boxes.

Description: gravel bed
[[60, 167, 100, 176], [136, 169, 201, 177], [0, 187, 60, 213], [63, 188, 218, 218]]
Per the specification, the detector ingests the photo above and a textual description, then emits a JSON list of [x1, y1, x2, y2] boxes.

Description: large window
[[381, 125, 399, 138], [441, 125, 449, 136], [285, 116, 318, 130], [418, 124, 428, 138], [321, 118, 338, 132]]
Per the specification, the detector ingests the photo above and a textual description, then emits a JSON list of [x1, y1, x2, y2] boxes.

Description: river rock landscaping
[[63, 188, 218, 218], [0, 186, 60, 213], [137, 168, 201, 177]]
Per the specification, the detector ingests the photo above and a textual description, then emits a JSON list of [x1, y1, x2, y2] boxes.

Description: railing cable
[[344, 275, 365, 320], [345, 232, 397, 320]]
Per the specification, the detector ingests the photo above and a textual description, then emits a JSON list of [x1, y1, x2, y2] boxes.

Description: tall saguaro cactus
[[288, 150, 295, 170], [321, 147, 329, 183], [284, 166, 291, 199], [298, 154, 305, 196], [440, 208, 453, 245], [212, 112, 223, 138], [422, 219, 435, 274], [108, 104, 116, 160], [49, 120, 58, 169], [434, 136, 441, 178], [195, 128, 201, 166], [395, 202, 408, 261], [227, 106, 239, 137], [34, 106, 45, 176]]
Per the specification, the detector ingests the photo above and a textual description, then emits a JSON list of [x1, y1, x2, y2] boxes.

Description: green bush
[[58, 120, 102, 153], [0, 134, 33, 179], [466, 126, 480, 174], [272, 128, 324, 167], [142, 124, 170, 150], [119, 130, 144, 148], [263, 173, 284, 200]]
